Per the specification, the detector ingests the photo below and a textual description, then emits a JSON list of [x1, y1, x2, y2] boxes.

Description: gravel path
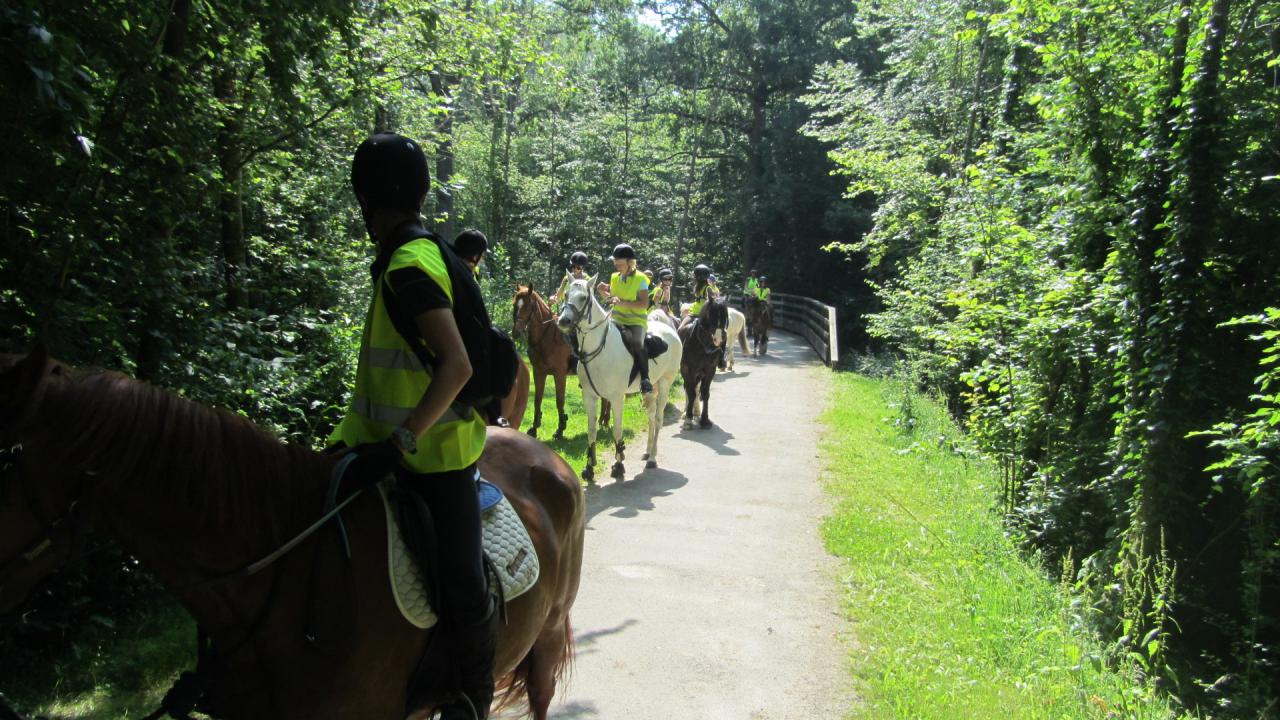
[[545, 330, 856, 720]]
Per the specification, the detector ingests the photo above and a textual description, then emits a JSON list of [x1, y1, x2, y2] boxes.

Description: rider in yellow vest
[[551, 251, 589, 312], [756, 275, 772, 303], [679, 264, 717, 330], [744, 268, 759, 297], [595, 243, 653, 393], [650, 268, 675, 317], [329, 133, 496, 720]]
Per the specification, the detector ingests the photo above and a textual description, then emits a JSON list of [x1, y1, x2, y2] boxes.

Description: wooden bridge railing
[[724, 292, 839, 367]]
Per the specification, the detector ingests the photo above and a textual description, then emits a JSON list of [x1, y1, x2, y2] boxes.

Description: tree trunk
[[430, 71, 458, 242], [215, 68, 248, 310]]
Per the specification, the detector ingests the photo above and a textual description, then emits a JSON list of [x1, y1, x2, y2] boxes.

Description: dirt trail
[[544, 330, 855, 719]]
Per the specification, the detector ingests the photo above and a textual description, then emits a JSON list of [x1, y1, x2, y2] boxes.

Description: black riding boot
[[438, 596, 498, 720], [634, 350, 653, 393]]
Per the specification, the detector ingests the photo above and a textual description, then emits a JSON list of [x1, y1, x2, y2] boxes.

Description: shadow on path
[[671, 423, 739, 456], [584, 467, 689, 524]]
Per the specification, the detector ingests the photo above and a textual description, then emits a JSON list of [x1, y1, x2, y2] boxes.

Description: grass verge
[[820, 373, 1193, 720]]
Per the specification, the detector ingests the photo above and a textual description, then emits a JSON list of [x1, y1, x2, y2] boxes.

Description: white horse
[[723, 307, 747, 371], [558, 276, 683, 481], [648, 308, 678, 331]]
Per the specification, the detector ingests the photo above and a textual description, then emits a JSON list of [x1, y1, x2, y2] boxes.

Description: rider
[[453, 229, 488, 277], [744, 268, 759, 297], [551, 251, 589, 311], [330, 132, 497, 720], [453, 229, 509, 428], [755, 275, 772, 305], [595, 243, 654, 394], [650, 268, 675, 317], [678, 264, 717, 331]]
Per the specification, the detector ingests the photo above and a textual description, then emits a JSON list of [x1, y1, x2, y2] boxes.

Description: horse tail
[[491, 614, 577, 715], [738, 326, 748, 353]]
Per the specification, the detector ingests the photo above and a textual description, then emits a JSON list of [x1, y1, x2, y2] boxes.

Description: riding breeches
[[396, 464, 488, 624], [615, 323, 650, 379]]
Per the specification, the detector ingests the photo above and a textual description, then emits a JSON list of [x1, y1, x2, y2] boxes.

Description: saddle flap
[[644, 334, 669, 359]]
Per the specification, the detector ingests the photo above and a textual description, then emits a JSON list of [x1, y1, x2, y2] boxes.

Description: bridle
[[559, 286, 616, 399], [514, 292, 557, 349], [690, 304, 728, 356], [0, 443, 95, 595]]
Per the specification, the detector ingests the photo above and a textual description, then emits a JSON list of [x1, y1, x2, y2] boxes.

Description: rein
[[561, 290, 616, 399]]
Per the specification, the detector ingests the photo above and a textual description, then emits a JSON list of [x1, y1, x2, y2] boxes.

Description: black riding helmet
[[693, 264, 712, 280], [658, 268, 673, 281], [351, 133, 430, 215], [569, 251, 589, 268], [611, 243, 637, 261], [759, 275, 769, 283]]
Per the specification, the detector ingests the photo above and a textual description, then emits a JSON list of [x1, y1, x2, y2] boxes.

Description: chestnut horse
[[677, 297, 728, 429], [512, 286, 572, 440], [0, 348, 584, 720]]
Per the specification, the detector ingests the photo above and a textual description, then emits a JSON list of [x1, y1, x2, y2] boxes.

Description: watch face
[[393, 427, 416, 453]]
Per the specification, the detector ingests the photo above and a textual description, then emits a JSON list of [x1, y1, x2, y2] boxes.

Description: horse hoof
[[645, 460, 657, 469], [700, 418, 713, 429], [611, 463, 625, 480], [641, 452, 649, 461], [552, 430, 564, 441], [582, 466, 595, 483], [526, 427, 538, 438]]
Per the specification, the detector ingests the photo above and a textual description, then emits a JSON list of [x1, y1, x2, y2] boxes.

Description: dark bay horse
[[677, 297, 728, 429], [0, 348, 584, 720], [512, 285, 572, 440], [746, 298, 772, 357]]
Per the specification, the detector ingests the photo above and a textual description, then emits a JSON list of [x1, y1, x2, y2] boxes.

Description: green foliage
[[821, 372, 1193, 719], [804, 0, 1280, 712]]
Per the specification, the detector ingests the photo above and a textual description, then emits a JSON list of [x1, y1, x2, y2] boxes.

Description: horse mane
[[32, 366, 333, 540]]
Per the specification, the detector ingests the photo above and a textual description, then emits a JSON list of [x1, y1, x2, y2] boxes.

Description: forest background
[[1, 0, 1276, 716]]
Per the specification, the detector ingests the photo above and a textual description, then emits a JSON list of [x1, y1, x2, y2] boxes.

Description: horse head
[[556, 274, 599, 333], [700, 297, 729, 348], [0, 347, 87, 614], [512, 283, 536, 341]]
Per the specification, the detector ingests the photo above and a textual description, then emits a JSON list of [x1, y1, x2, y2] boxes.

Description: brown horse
[[746, 298, 772, 357], [482, 353, 530, 431], [0, 348, 584, 720], [511, 285, 572, 440], [677, 296, 729, 429]]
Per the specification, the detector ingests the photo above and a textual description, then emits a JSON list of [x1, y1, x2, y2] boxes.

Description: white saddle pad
[[379, 483, 540, 629]]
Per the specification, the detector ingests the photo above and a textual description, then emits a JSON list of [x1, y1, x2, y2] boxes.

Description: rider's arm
[[387, 267, 473, 440], [403, 309, 472, 439]]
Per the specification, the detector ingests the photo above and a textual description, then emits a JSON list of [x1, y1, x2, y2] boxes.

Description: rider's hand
[[338, 439, 402, 492], [609, 296, 621, 306], [596, 282, 610, 296]]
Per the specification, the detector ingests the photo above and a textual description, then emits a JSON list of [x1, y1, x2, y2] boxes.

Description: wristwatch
[[390, 425, 417, 455]]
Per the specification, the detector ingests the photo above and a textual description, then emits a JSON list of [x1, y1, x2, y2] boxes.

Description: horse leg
[[524, 616, 573, 720], [610, 400, 626, 480], [645, 382, 661, 468], [553, 371, 568, 440], [699, 374, 713, 429], [682, 376, 696, 430], [529, 370, 546, 438], [583, 394, 599, 483]]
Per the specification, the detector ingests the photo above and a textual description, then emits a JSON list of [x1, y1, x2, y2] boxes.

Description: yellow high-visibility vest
[[329, 238, 485, 473], [610, 272, 650, 327]]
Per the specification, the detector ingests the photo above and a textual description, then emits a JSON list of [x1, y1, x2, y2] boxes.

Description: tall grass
[[820, 373, 1194, 720]]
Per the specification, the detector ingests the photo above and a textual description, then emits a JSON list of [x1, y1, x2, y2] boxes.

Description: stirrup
[[435, 692, 480, 720]]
